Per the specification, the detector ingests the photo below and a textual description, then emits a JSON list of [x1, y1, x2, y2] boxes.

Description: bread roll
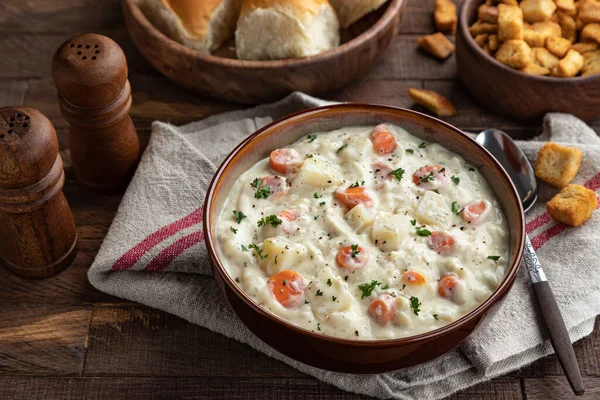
[[236, 0, 340, 60], [139, 0, 243, 53], [329, 0, 388, 28]]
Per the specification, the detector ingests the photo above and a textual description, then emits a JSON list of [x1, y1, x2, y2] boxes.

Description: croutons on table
[[547, 184, 598, 226], [407, 88, 458, 117], [535, 142, 583, 188], [418, 33, 455, 59]]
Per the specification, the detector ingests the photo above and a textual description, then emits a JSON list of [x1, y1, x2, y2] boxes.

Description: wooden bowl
[[121, 0, 405, 104], [456, 0, 600, 122], [204, 104, 526, 373]]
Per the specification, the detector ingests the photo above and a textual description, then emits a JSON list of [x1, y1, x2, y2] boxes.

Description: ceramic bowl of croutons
[[456, 0, 600, 122]]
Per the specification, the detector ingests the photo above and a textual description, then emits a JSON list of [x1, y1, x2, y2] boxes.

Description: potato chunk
[[520, 0, 557, 23], [498, 4, 524, 40], [418, 33, 455, 59], [535, 142, 583, 188], [307, 267, 355, 315], [295, 155, 342, 188], [434, 0, 457, 32], [345, 203, 375, 233], [495, 40, 533, 68], [551, 49, 584, 76], [372, 212, 408, 252], [547, 185, 598, 227], [415, 191, 452, 229], [261, 237, 307, 276], [546, 36, 572, 58]]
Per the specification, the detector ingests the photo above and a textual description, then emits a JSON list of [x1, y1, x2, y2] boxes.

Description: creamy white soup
[[216, 124, 509, 340]]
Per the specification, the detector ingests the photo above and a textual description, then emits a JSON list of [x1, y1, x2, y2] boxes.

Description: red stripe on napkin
[[144, 230, 205, 271], [111, 206, 204, 271]]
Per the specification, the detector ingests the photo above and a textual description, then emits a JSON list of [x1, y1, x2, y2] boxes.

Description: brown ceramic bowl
[[204, 104, 525, 373], [122, 0, 405, 104], [456, 0, 600, 122]]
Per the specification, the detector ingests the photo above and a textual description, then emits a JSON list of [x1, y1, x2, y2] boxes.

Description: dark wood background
[[0, 0, 598, 399]]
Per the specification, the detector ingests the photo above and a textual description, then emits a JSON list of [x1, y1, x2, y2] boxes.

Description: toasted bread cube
[[551, 48, 585, 76], [407, 88, 458, 117], [535, 142, 583, 188], [555, 0, 577, 12], [532, 47, 560, 68], [581, 23, 600, 43], [571, 41, 599, 53], [474, 33, 490, 47], [418, 33, 455, 59], [547, 185, 597, 227], [495, 39, 534, 68], [546, 36, 572, 57], [479, 4, 499, 22], [582, 50, 600, 75], [498, 4, 524, 40], [520, 0, 557, 23], [435, 0, 458, 32], [558, 12, 577, 42], [469, 20, 498, 36], [498, 0, 518, 5], [579, 0, 600, 24], [524, 21, 562, 46], [576, 18, 587, 31], [520, 62, 551, 74], [488, 34, 500, 51]]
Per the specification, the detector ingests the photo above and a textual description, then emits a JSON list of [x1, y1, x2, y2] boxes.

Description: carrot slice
[[268, 270, 305, 308], [402, 271, 426, 284], [335, 186, 374, 208], [428, 231, 455, 255], [260, 175, 291, 198], [269, 148, 304, 175], [438, 274, 461, 300], [336, 245, 369, 270], [371, 124, 398, 155], [278, 210, 298, 222], [368, 294, 396, 326], [460, 199, 492, 225], [412, 164, 450, 190]]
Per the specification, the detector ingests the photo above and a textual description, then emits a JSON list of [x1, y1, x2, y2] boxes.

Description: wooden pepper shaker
[[0, 107, 78, 279], [52, 33, 140, 189]]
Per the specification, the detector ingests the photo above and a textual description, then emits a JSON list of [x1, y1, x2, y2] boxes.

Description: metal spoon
[[476, 129, 584, 396]]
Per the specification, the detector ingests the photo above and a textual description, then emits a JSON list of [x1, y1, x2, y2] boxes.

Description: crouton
[[520, 0, 557, 23], [418, 33, 455, 59], [435, 0, 457, 32], [474, 33, 490, 47], [547, 184, 598, 227], [499, 0, 518, 5], [581, 23, 600, 43], [578, 0, 600, 24], [524, 21, 562, 47], [479, 4, 499, 23], [520, 62, 551, 75], [469, 20, 498, 36], [576, 18, 587, 31], [546, 36, 572, 57], [498, 4, 524, 40], [552, 49, 585, 75], [407, 88, 458, 117], [571, 41, 599, 53], [535, 142, 583, 188], [495, 39, 534, 68], [558, 12, 577, 42], [582, 50, 600, 75], [532, 47, 560, 68], [555, 0, 577, 13], [488, 34, 500, 51]]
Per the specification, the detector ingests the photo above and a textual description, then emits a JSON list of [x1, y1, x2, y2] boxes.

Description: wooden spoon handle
[[532, 280, 585, 396]]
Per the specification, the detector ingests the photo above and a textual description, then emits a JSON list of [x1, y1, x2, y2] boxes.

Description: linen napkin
[[88, 92, 600, 400]]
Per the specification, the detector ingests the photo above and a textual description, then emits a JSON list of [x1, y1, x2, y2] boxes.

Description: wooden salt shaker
[[0, 107, 78, 279], [52, 33, 140, 189]]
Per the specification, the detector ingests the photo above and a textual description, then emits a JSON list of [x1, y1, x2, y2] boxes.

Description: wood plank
[[0, 304, 91, 375], [83, 305, 305, 378], [0, 80, 28, 106], [524, 377, 600, 399], [0, 377, 374, 400], [450, 379, 522, 400]]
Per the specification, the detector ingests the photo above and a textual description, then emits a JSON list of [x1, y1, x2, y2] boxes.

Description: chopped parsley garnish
[[410, 296, 421, 315], [319, 201, 326, 206], [250, 178, 261, 189], [336, 143, 348, 154], [380, 284, 389, 290], [389, 167, 405, 181], [348, 180, 364, 188], [488, 255, 501, 261], [402, 284, 406, 289], [406, 149, 414, 154], [451, 201, 461, 215], [248, 243, 267, 260], [241, 244, 248, 252], [332, 296, 337, 302], [230, 226, 238, 234], [317, 323, 321, 331], [233, 210, 247, 223], [410, 219, 417, 226], [357, 280, 382, 299], [415, 226, 432, 237], [451, 175, 460, 185], [433, 314, 438, 320], [257, 215, 283, 228], [418, 142, 427, 149], [306, 153, 313, 158], [469, 167, 476, 171], [307, 134, 317, 143], [314, 215, 320, 220], [282, 280, 287, 285], [250, 178, 271, 199], [274, 255, 278, 265], [420, 172, 435, 183], [313, 192, 323, 199], [327, 278, 332, 287], [304, 300, 309, 304], [434, 189, 440, 194], [350, 244, 360, 258], [316, 289, 324, 296]]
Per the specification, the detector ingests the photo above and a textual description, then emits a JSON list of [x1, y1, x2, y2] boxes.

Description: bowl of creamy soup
[[204, 104, 525, 373]]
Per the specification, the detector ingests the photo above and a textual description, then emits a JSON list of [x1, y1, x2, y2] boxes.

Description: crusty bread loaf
[[236, 0, 340, 60], [139, 0, 243, 53], [328, 0, 388, 28]]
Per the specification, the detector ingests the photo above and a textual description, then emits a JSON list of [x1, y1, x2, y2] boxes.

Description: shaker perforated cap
[[0, 107, 59, 189], [52, 33, 128, 109]]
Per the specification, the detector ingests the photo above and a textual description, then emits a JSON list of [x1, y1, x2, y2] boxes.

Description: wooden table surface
[[1, 0, 599, 399]]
